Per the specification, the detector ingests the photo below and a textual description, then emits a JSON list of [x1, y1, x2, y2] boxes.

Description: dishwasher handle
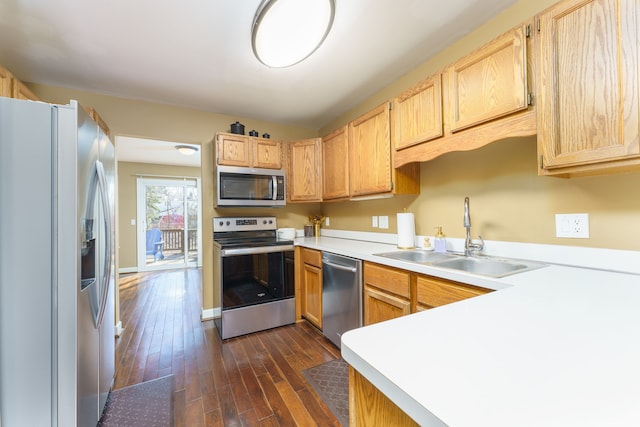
[[322, 258, 358, 273]]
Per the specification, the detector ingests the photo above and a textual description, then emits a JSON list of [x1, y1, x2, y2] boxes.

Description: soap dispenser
[[434, 226, 447, 253]]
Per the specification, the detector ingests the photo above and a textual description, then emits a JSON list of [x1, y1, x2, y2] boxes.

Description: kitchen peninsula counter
[[295, 233, 640, 426]]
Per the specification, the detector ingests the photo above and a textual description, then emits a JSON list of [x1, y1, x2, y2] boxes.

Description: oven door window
[[222, 250, 294, 310], [219, 172, 274, 201]]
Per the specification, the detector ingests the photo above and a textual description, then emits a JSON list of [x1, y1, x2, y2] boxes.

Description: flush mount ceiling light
[[175, 144, 199, 155], [252, 0, 335, 68]]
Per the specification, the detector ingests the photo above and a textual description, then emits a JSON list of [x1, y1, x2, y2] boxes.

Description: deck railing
[[160, 229, 198, 252]]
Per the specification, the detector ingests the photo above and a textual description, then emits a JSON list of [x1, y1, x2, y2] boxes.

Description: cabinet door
[[538, 0, 639, 171], [0, 66, 12, 98], [322, 125, 350, 200], [302, 262, 323, 329], [288, 138, 322, 202], [448, 24, 528, 132], [363, 286, 410, 326], [216, 133, 252, 166], [253, 138, 282, 169], [393, 73, 443, 150], [349, 103, 392, 196], [415, 275, 491, 310], [12, 79, 39, 101]]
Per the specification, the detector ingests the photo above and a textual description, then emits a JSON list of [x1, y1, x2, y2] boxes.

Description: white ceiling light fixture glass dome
[[252, 0, 335, 68], [175, 144, 199, 155]]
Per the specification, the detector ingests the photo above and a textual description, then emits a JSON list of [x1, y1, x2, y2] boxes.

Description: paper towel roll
[[397, 212, 416, 249]]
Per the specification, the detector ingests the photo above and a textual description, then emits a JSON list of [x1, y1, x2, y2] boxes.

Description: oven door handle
[[222, 245, 295, 257]]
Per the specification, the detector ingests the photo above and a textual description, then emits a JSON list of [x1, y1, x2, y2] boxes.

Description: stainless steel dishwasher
[[322, 252, 362, 348]]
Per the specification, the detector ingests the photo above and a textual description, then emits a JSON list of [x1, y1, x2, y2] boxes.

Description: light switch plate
[[130, 219, 136, 226], [378, 215, 389, 229], [372, 216, 378, 227], [555, 213, 589, 238], [325, 217, 330, 226]]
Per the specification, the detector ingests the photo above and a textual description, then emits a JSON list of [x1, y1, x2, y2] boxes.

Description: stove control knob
[[218, 221, 224, 227], [226, 221, 231, 226], [268, 219, 273, 224], [263, 220, 267, 224]]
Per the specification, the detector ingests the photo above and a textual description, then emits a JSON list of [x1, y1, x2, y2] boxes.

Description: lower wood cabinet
[[300, 248, 323, 329], [363, 262, 411, 326], [350, 367, 419, 427], [415, 275, 491, 311], [363, 261, 493, 323]]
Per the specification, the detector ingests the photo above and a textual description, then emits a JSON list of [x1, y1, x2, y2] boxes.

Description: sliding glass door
[[137, 177, 201, 271]]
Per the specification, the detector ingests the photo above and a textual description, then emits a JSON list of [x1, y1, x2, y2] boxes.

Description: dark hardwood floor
[[115, 268, 342, 426]]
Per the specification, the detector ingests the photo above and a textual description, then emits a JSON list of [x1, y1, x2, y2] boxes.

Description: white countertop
[[295, 232, 640, 426]]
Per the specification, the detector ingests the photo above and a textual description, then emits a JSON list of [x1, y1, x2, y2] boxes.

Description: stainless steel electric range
[[212, 216, 295, 339]]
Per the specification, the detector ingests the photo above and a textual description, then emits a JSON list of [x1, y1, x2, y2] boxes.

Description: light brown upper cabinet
[[537, 0, 640, 177], [349, 104, 393, 196], [0, 65, 40, 101], [448, 24, 529, 132], [0, 66, 12, 97], [215, 132, 282, 169], [348, 103, 420, 197], [253, 137, 282, 169], [288, 138, 322, 202], [13, 79, 39, 101], [393, 21, 536, 168], [392, 73, 444, 150], [322, 125, 350, 200]]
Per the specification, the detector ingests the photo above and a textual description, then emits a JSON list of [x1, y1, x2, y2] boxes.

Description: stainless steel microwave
[[216, 165, 286, 207]]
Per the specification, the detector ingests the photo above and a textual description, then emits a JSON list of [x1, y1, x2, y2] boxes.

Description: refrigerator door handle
[[95, 160, 113, 328]]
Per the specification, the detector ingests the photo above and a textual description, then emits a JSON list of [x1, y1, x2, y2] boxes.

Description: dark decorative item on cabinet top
[[230, 121, 245, 135]]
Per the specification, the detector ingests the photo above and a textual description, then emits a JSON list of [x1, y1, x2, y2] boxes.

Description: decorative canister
[[230, 121, 245, 135], [249, 130, 259, 137], [262, 133, 270, 139]]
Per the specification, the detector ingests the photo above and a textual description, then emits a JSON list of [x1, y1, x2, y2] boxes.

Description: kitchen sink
[[374, 250, 546, 278], [433, 257, 544, 278], [373, 250, 458, 264]]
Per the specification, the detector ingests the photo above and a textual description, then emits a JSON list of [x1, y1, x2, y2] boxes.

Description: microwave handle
[[272, 175, 278, 201]]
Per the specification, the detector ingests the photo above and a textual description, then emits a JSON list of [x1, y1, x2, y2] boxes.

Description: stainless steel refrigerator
[[0, 98, 115, 426]]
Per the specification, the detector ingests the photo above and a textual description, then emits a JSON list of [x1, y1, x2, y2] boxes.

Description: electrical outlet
[[372, 216, 378, 227], [379, 215, 389, 229], [325, 217, 330, 226], [555, 213, 589, 238]]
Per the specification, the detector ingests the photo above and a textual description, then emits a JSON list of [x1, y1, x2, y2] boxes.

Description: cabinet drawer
[[364, 262, 411, 299], [416, 276, 490, 308], [301, 248, 322, 267]]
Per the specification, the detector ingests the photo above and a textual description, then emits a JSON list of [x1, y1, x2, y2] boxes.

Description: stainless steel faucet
[[464, 196, 484, 256]]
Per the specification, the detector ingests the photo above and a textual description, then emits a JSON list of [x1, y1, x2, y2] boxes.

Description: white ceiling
[[116, 136, 201, 167], [0, 0, 519, 165]]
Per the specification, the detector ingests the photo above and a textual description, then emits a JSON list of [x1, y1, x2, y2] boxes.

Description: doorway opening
[[137, 177, 202, 271]]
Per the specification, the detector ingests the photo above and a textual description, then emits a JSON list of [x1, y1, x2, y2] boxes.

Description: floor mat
[[302, 358, 349, 426], [98, 375, 175, 427]]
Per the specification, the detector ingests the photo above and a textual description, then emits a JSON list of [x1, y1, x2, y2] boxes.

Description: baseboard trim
[[201, 307, 221, 321], [118, 267, 138, 274]]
